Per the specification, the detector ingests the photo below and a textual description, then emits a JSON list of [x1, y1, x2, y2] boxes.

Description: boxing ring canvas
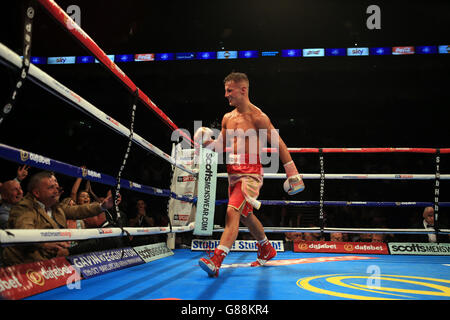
[[26, 250, 450, 300]]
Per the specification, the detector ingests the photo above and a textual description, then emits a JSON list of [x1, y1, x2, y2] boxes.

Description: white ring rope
[[218, 173, 450, 180], [0, 223, 195, 245]]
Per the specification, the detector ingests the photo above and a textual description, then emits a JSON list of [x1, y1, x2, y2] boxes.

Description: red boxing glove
[[283, 161, 305, 195]]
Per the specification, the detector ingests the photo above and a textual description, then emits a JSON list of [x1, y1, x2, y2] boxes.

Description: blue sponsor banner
[[30, 56, 46, 64], [325, 48, 346, 56], [369, 47, 391, 55], [261, 51, 279, 57], [281, 49, 301, 57], [76, 56, 94, 64], [238, 50, 259, 59], [196, 51, 216, 59], [176, 52, 196, 60], [115, 54, 134, 62], [67, 247, 144, 279], [416, 46, 437, 54], [155, 53, 174, 61]]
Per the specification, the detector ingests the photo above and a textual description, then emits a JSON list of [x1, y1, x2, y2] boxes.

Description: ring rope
[[0, 42, 195, 176], [239, 147, 450, 154], [284, 147, 450, 153], [212, 226, 450, 235], [112, 89, 138, 226], [0, 143, 195, 204], [213, 199, 450, 207], [0, 223, 195, 246], [217, 173, 450, 180]]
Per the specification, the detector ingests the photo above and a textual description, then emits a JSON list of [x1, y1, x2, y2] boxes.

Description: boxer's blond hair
[[224, 72, 249, 88]]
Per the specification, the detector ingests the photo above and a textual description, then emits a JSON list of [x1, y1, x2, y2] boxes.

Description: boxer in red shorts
[[196, 72, 305, 277]]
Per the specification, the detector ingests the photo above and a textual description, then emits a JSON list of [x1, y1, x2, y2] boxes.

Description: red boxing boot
[[199, 248, 227, 277], [251, 241, 277, 267]]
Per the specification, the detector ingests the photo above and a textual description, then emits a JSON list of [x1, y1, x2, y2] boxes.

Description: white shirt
[[36, 200, 53, 219], [423, 219, 436, 243]]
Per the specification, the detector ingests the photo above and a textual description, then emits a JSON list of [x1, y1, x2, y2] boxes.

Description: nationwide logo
[[99, 228, 113, 234], [392, 46, 415, 55]]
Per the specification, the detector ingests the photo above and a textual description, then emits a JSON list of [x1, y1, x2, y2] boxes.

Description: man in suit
[[411, 206, 448, 243]]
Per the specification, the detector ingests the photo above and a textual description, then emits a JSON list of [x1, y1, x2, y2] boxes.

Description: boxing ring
[[0, 0, 449, 302]]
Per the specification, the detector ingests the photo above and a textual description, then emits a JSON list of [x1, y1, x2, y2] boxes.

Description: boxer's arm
[[211, 115, 228, 153], [255, 113, 305, 195], [255, 113, 291, 163]]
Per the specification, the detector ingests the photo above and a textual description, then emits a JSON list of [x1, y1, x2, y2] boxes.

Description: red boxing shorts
[[227, 154, 263, 217]]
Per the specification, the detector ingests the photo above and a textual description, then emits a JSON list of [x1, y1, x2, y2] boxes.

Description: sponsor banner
[[294, 241, 389, 254], [193, 147, 218, 236], [134, 242, 174, 263], [94, 54, 115, 63], [196, 51, 216, 59], [369, 47, 391, 55], [176, 52, 196, 60], [76, 55, 94, 63], [115, 54, 134, 62], [438, 45, 450, 54], [134, 53, 155, 61], [416, 45, 437, 54], [325, 48, 346, 56], [0, 257, 78, 300], [389, 242, 450, 256], [155, 53, 174, 61], [67, 247, 144, 279], [261, 51, 279, 57], [281, 49, 302, 57], [303, 48, 324, 57], [191, 239, 285, 252], [47, 56, 76, 64], [392, 46, 415, 55], [168, 145, 196, 226], [30, 56, 47, 64], [217, 51, 238, 59], [347, 47, 369, 56], [238, 50, 259, 59]]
